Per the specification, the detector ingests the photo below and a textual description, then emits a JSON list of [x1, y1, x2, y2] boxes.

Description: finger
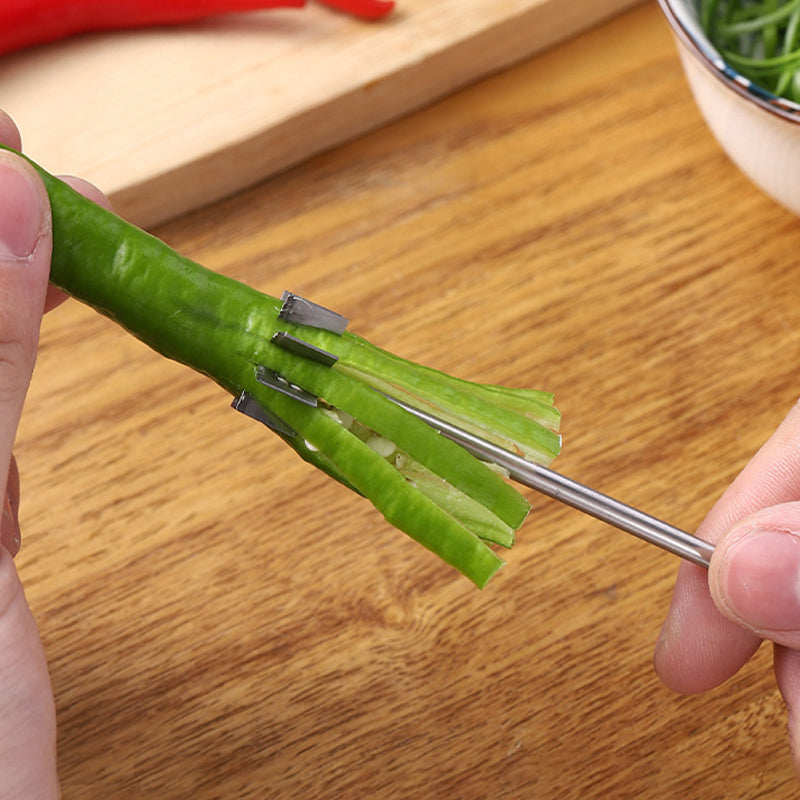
[[774, 645, 800, 779], [0, 547, 58, 797], [0, 150, 51, 551], [709, 502, 800, 648], [0, 111, 22, 151], [60, 175, 113, 211], [655, 399, 800, 692], [654, 560, 760, 693]]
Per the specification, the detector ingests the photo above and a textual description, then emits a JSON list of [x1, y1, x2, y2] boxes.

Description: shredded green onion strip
[[701, 0, 800, 100]]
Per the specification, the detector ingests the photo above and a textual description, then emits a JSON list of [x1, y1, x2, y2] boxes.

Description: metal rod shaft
[[389, 397, 714, 568]]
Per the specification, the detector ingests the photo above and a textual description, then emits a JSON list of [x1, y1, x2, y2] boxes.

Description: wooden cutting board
[[1, 0, 643, 228]]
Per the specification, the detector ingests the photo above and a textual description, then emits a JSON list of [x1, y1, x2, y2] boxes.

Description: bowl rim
[[657, 0, 800, 124]]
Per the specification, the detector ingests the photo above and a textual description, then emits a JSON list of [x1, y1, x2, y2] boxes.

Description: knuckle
[[0, 547, 23, 626]]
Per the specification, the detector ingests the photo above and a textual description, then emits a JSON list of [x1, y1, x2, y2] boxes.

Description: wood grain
[[12, 2, 800, 797], [1, 0, 644, 229]]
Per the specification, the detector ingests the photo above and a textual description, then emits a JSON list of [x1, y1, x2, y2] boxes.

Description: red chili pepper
[[0, 0, 394, 57], [316, 0, 394, 19]]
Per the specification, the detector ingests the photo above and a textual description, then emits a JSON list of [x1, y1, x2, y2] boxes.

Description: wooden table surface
[[14, 2, 800, 797]]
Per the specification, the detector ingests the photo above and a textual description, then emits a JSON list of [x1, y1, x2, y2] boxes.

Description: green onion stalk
[[9, 146, 561, 588]]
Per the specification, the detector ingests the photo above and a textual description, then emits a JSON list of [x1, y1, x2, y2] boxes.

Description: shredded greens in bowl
[[700, 0, 800, 102]]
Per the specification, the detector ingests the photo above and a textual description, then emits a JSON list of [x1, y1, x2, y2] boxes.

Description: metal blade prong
[[279, 291, 349, 334], [254, 365, 318, 407], [271, 331, 338, 366], [232, 391, 296, 438]]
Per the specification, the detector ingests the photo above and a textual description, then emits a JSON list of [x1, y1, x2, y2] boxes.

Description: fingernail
[[718, 529, 800, 631], [0, 155, 46, 262], [0, 489, 19, 557]]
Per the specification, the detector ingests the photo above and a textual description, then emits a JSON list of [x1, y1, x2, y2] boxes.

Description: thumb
[[709, 501, 800, 648], [0, 153, 58, 795], [0, 150, 51, 554]]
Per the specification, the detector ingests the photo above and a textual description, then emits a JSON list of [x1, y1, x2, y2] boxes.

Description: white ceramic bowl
[[658, 0, 800, 214]]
